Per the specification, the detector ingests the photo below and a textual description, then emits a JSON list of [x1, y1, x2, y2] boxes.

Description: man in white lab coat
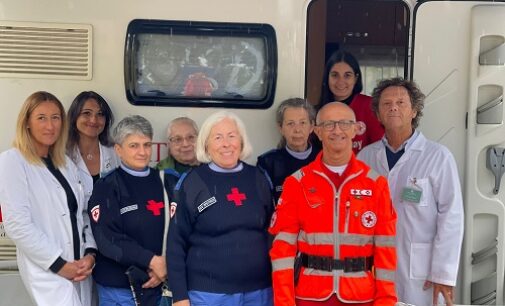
[[358, 78, 464, 306]]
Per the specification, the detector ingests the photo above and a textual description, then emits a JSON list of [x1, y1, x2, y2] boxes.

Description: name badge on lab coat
[[401, 187, 422, 204], [401, 176, 424, 204]]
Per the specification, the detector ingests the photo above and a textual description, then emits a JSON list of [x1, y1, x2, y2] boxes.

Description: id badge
[[401, 177, 423, 204]]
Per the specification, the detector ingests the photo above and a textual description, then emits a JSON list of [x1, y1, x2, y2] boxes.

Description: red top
[[348, 94, 384, 153]]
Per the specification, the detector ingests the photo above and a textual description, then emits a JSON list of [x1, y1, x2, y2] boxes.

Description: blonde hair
[[14, 91, 68, 168], [196, 111, 252, 163]]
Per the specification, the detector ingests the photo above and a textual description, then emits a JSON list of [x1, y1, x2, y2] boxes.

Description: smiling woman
[[168, 111, 275, 306], [67, 91, 119, 186], [318, 51, 384, 153], [0, 91, 96, 306]]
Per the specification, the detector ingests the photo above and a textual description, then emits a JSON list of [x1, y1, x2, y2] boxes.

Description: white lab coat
[[0, 148, 96, 306], [70, 144, 119, 205], [358, 132, 464, 306]]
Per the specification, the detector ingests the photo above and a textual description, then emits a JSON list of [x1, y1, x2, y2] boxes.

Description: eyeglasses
[[169, 134, 197, 145], [317, 120, 356, 131]]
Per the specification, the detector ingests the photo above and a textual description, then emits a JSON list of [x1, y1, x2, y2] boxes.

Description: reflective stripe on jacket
[[269, 153, 397, 306]]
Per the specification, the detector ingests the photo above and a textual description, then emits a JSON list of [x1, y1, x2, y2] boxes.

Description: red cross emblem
[[146, 200, 164, 216], [361, 211, 377, 228], [91, 205, 100, 223], [227, 187, 247, 206]]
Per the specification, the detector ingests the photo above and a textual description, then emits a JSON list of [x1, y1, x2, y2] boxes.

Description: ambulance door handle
[[486, 147, 505, 194]]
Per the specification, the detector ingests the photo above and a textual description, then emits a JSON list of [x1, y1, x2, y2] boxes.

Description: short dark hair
[[371, 77, 425, 129], [67, 91, 114, 153], [319, 50, 363, 108]]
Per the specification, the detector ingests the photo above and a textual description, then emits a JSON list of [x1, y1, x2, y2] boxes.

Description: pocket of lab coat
[[409, 242, 432, 279]]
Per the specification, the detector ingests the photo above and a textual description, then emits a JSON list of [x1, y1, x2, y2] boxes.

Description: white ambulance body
[[0, 1, 504, 305]]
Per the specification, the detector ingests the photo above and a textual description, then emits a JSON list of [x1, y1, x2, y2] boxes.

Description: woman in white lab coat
[[0, 91, 96, 306], [67, 91, 119, 204]]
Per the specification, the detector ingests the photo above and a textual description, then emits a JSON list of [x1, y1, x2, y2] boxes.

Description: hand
[[173, 300, 190, 306], [57, 261, 80, 280], [73, 254, 95, 282], [149, 255, 167, 281], [142, 270, 163, 288], [423, 280, 454, 306]]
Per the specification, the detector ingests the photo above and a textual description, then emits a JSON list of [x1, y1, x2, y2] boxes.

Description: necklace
[[80, 144, 98, 162]]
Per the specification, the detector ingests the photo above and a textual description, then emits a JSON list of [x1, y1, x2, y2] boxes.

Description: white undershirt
[[323, 163, 348, 175]]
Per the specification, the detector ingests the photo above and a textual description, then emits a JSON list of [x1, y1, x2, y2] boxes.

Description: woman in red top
[[318, 50, 384, 153]]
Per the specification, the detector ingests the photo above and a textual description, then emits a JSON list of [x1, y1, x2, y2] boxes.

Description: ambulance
[[0, 0, 503, 305]]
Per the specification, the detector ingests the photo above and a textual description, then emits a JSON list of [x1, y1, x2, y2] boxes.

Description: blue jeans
[[97, 284, 136, 306], [188, 287, 273, 306]]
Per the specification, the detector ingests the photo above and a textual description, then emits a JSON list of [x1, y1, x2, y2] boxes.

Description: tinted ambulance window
[[125, 19, 277, 108]]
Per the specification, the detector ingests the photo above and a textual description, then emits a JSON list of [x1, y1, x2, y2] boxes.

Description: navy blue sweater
[[88, 167, 164, 290], [167, 163, 274, 302], [257, 147, 318, 202]]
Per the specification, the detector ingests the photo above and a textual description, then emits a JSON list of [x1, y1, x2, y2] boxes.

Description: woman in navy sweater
[[168, 111, 274, 306], [257, 98, 318, 203], [88, 115, 168, 306]]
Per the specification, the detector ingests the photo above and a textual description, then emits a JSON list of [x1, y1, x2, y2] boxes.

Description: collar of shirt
[[285, 144, 313, 160], [208, 162, 243, 173], [120, 163, 150, 177], [318, 154, 356, 191], [382, 129, 420, 153]]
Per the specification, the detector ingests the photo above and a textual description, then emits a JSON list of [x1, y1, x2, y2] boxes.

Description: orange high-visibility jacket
[[269, 154, 397, 306]]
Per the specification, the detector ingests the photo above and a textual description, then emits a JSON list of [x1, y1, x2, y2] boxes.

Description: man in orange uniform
[[269, 102, 397, 306]]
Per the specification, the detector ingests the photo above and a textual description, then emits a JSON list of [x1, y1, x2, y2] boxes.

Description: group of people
[[0, 50, 464, 306]]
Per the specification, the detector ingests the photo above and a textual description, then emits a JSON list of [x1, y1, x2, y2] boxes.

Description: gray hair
[[165, 116, 199, 140], [113, 115, 153, 145], [371, 77, 425, 129], [196, 111, 252, 163], [276, 98, 316, 126], [276, 98, 315, 148]]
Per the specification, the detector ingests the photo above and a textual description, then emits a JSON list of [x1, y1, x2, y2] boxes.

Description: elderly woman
[[88, 115, 167, 306], [156, 116, 199, 199], [257, 98, 318, 202], [168, 111, 274, 306], [0, 91, 95, 306]]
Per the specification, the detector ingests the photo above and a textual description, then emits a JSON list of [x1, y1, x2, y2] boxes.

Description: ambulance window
[[305, 0, 409, 105], [125, 20, 277, 108]]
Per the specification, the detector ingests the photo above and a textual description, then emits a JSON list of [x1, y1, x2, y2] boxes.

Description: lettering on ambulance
[[151, 142, 167, 163]]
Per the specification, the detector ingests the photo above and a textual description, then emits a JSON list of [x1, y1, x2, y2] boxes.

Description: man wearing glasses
[[358, 78, 463, 306], [156, 117, 199, 199], [269, 102, 398, 306]]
